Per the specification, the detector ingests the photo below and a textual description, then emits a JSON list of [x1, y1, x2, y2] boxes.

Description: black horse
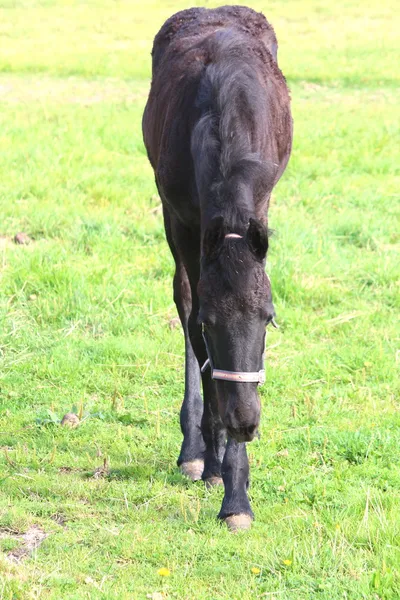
[[143, 5, 292, 529]]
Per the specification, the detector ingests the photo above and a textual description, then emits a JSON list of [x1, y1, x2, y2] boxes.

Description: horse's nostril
[[247, 424, 256, 435]]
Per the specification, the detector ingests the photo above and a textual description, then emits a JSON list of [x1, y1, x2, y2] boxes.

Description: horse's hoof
[[204, 476, 223, 488], [180, 460, 204, 481], [225, 514, 253, 531]]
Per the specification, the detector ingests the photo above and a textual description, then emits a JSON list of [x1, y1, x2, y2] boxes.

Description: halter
[[200, 232, 278, 386]]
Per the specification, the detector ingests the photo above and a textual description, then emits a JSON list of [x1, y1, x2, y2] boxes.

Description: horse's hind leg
[[164, 211, 205, 480]]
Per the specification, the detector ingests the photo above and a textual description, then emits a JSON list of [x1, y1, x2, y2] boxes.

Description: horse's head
[[198, 216, 275, 442]]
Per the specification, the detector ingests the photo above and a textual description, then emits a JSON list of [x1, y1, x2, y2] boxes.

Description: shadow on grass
[[111, 466, 203, 489], [82, 463, 201, 489]]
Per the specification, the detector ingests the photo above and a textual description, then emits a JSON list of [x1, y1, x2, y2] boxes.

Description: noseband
[[200, 232, 278, 386]]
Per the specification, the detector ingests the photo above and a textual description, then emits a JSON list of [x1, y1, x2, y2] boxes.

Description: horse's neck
[[200, 179, 258, 236]]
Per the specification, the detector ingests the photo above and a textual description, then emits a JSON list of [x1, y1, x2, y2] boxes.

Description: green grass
[[0, 0, 399, 598]]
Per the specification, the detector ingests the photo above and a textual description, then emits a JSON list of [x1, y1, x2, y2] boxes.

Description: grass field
[[0, 1, 399, 598]]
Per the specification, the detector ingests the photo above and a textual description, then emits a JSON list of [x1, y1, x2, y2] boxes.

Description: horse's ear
[[246, 218, 269, 261], [202, 216, 225, 260]]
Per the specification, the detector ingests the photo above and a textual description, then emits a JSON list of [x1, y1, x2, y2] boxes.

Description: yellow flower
[[251, 567, 261, 575], [283, 559, 292, 566], [157, 568, 170, 577]]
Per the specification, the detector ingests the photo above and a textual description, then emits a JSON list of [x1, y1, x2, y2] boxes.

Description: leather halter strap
[[201, 361, 266, 384]]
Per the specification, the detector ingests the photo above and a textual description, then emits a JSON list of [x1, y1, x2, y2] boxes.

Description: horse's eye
[[198, 317, 210, 329], [267, 316, 279, 329], [198, 312, 216, 328], [197, 310, 208, 325]]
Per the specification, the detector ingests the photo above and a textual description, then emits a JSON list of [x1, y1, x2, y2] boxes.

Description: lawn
[[0, 1, 399, 599]]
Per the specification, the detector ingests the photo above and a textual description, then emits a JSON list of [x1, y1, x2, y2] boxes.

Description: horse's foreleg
[[184, 312, 226, 486], [218, 437, 253, 530], [163, 209, 205, 479], [199, 374, 226, 486], [174, 263, 205, 479]]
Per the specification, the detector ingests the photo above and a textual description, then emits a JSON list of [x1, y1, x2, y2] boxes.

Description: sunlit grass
[[0, 0, 399, 598], [0, 0, 399, 85]]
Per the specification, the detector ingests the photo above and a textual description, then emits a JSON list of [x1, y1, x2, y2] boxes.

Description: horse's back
[[151, 6, 278, 72], [142, 6, 292, 221]]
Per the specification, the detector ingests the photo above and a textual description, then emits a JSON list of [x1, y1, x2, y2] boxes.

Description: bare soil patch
[[1, 526, 48, 563]]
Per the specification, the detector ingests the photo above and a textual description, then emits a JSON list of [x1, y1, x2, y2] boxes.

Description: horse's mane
[[191, 30, 279, 230]]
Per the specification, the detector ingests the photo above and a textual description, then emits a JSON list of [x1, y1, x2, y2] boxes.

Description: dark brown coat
[[142, 6, 293, 527]]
